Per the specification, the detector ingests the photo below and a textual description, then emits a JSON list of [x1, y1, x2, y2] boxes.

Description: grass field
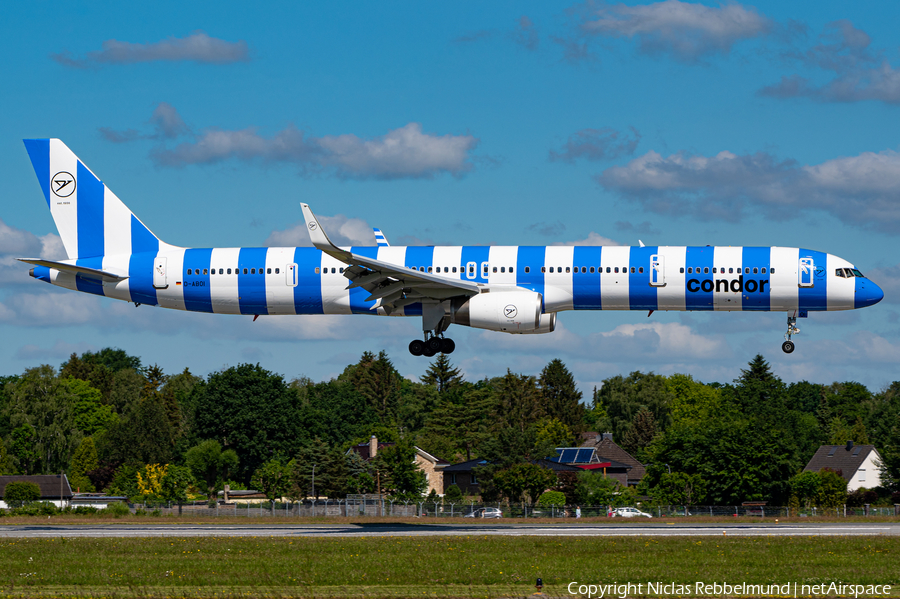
[[1, 534, 898, 598]]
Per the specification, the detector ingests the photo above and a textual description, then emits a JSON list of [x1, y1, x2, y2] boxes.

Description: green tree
[[0, 438, 13, 475], [349, 351, 402, 425], [421, 354, 463, 394], [423, 386, 495, 461], [251, 459, 291, 503], [573, 471, 622, 506], [3, 481, 41, 507], [650, 472, 707, 506], [537, 490, 566, 506], [8, 424, 38, 475], [621, 407, 658, 458], [494, 371, 543, 432], [596, 371, 672, 444], [538, 359, 584, 431], [444, 484, 464, 503], [99, 393, 175, 466], [188, 364, 304, 482], [160, 465, 195, 507], [372, 439, 426, 499], [534, 418, 576, 452], [666, 374, 721, 424], [492, 463, 556, 506], [63, 378, 116, 436], [69, 437, 98, 493], [818, 469, 848, 508], [185, 440, 239, 496], [729, 354, 786, 419], [789, 471, 822, 509], [290, 440, 350, 499]]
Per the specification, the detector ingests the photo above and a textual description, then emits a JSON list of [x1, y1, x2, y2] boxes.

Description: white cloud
[[0, 220, 64, 287], [597, 148, 900, 233], [552, 232, 621, 246], [0, 292, 104, 326], [550, 127, 641, 163], [0, 218, 43, 256], [52, 31, 249, 67], [265, 214, 377, 247], [760, 20, 900, 105], [580, 0, 771, 62]]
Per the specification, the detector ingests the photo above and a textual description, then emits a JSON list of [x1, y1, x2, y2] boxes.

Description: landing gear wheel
[[409, 340, 424, 356], [423, 344, 437, 357], [782, 340, 795, 354], [427, 337, 443, 352], [440, 338, 456, 354]]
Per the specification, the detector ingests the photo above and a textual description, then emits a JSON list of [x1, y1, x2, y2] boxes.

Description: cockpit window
[[835, 268, 845, 278], [851, 269, 864, 277]]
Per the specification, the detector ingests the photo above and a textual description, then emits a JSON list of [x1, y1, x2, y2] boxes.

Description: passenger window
[[639, 267, 644, 274], [615, 267, 619, 273], [275, 268, 280, 274], [753, 267, 758, 274], [541, 267, 546, 273], [444, 267, 449, 273], [729, 268, 733, 274], [428, 267, 433, 273], [704, 267, 709, 274], [525, 266, 530, 274], [242, 268, 247, 275], [204, 269, 208, 275], [566, 267, 570, 273], [590, 267, 595, 273], [452, 267, 457, 273], [315, 267, 320, 274], [340, 268, 345, 273], [549, 267, 554, 273], [500, 267, 505, 273], [250, 268, 255, 274], [761, 267, 767, 274], [493, 267, 497, 273], [187, 269, 193, 275], [332, 267, 337, 274], [219, 269, 224, 275], [680, 267, 684, 273], [227, 268, 232, 275], [713, 267, 717, 274], [745, 267, 750, 274], [770, 268, 775, 274], [468, 266, 474, 274], [630, 267, 635, 274], [419, 267, 425, 272], [483, 265, 488, 273], [267, 268, 272, 274], [606, 267, 611, 273]]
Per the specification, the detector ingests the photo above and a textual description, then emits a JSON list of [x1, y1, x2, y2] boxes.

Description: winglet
[[300, 203, 352, 260], [639, 240, 646, 248], [373, 228, 390, 247]]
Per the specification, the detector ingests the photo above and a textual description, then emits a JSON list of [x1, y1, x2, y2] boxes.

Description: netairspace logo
[[566, 581, 893, 598]]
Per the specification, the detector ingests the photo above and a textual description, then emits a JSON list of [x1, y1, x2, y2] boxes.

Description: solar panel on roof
[[575, 449, 594, 463], [560, 449, 578, 463], [852, 447, 861, 456], [828, 447, 837, 456]]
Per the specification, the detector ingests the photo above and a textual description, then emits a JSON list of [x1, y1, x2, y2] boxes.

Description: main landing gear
[[782, 313, 800, 354], [409, 334, 455, 357]]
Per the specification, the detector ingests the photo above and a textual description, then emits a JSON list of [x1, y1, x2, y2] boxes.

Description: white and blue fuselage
[[20, 139, 884, 356]]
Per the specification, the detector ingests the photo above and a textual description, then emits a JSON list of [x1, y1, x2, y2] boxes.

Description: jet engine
[[451, 291, 555, 334]]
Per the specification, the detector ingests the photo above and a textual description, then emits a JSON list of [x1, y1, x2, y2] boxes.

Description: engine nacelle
[[451, 291, 555, 334]]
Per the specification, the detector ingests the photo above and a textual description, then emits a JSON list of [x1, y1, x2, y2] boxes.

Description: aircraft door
[[286, 263, 298, 287], [153, 257, 168, 289], [650, 254, 665, 287], [799, 257, 814, 287]]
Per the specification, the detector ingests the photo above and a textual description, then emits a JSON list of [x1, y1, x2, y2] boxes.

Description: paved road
[[1, 523, 897, 538]]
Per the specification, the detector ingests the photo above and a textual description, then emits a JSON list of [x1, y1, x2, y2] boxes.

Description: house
[[347, 436, 449, 496], [579, 432, 647, 487], [70, 493, 128, 509], [442, 458, 490, 495], [0, 474, 73, 509], [545, 447, 634, 487], [803, 441, 883, 492]]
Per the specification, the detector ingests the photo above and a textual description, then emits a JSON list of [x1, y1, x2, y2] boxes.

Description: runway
[[1, 522, 897, 538]]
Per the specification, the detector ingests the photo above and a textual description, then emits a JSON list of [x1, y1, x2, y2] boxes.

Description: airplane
[[19, 139, 884, 358]]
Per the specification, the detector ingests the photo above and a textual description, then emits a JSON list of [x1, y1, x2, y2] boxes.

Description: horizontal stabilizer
[[18, 258, 128, 283]]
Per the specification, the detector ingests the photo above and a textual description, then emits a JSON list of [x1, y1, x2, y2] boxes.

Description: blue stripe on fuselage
[[741, 247, 771, 311], [629, 246, 658, 310], [799, 248, 828, 311], [573, 246, 602, 309], [76, 161, 104, 259], [400, 246, 434, 317], [238, 248, 269, 315], [128, 252, 158, 305], [293, 247, 323, 314], [516, 246, 546, 308], [183, 248, 213, 313], [685, 246, 714, 311], [350, 247, 381, 315], [74, 256, 105, 296]]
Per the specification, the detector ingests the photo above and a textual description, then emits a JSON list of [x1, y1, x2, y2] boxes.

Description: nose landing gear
[[782, 313, 799, 354]]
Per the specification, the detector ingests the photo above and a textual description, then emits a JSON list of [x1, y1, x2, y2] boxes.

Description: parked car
[[612, 507, 652, 518], [464, 507, 503, 518]]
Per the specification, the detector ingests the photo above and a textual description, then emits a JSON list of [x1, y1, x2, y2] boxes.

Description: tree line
[[0, 348, 898, 508]]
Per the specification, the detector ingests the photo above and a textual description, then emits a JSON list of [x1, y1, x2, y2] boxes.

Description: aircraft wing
[[300, 203, 480, 312], [17, 258, 128, 283]]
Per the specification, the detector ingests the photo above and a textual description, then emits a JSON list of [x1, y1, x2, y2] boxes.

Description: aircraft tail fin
[[23, 139, 166, 260]]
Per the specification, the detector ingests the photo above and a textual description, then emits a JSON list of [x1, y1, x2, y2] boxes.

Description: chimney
[[602, 432, 613, 442], [846, 440, 854, 451], [370, 435, 378, 458]]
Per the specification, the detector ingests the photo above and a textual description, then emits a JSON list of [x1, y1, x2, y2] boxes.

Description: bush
[[444, 484, 464, 503], [68, 506, 99, 515], [3, 482, 41, 507], [11, 502, 59, 516], [103, 501, 130, 517], [537, 491, 567, 507]]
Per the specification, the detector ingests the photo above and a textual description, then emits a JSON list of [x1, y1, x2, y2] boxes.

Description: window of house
[[471, 473, 478, 484], [859, 469, 866, 482], [450, 473, 457, 485]]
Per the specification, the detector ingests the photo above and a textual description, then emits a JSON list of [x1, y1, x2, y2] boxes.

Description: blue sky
[[2, 0, 898, 392]]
